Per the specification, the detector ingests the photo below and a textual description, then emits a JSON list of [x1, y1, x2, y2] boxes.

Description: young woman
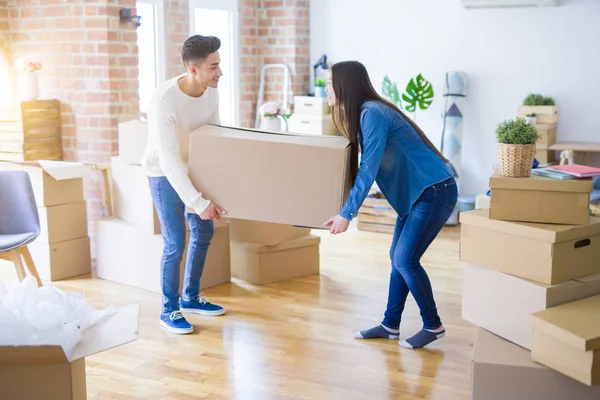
[[322, 61, 457, 349]]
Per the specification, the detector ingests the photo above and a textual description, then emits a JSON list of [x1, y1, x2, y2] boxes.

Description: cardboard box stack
[[287, 96, 337, 135], [96, 121, 231, 293], [518, 104, 559, 164], [229, 220, 319, 285], [461, 168, 600, 398], [356, 194, 397, 234], [0, 160, 93, 281]]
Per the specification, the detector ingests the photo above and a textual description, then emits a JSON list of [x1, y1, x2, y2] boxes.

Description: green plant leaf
[[382, 75, 401, 108], [496, 117, 541, 145], [402, 74, 434, 113]]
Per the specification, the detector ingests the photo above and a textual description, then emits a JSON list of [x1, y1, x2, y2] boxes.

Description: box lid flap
[[473, 327, 542, 369], [575, 273, 600, 284], [191, 124, 350, 149], [530, 294, 600, 351], [490, 170, 593, 193], [71, 303, 139, 361], [234, 233, 321, 253], [0, 345, 68, 366], [459, 209, 600, 243], [2, 160, 94, 180]]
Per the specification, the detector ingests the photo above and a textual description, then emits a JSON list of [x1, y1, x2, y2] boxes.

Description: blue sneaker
[[180, 294, 226, 316], [159, 310, 193, 334]]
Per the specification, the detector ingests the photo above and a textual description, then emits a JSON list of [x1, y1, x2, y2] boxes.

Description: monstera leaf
[[402, 73, 434, 113], [382, 75, 402, 109]]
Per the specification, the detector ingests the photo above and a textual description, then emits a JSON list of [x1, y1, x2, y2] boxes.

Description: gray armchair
[[0, 170, 43, 286]]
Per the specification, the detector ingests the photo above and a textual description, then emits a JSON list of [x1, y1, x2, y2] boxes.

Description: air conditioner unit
[[461, 0, 558, 8]]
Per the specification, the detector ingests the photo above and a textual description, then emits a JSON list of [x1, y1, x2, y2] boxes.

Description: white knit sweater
[[141, 74, 220, 215]]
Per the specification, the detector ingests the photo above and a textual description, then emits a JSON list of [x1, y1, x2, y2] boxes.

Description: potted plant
[[314, 77, 326, 98], [496, 117, 540, 177], [519, 93, 558, 124], [525, 113, 537, 124], [258, 101, 290, 132]]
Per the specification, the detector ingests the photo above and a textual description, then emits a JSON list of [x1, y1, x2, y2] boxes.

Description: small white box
[[287, 114, 336, 135], [118, 120, 148, 165], [293, 96, 330, 117]]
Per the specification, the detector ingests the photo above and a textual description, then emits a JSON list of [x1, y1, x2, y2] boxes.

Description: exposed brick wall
[[0, 0, 13, 101], [243, 0, 310, 127], [239, 0, 260, 128], [165, 0, 189, 79], [5, 0, 139, 263]]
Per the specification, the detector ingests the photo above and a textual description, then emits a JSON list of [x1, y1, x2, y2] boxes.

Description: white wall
[[310, 0, 600, 196]]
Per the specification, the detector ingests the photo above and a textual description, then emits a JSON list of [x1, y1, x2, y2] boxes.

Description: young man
[[142, 35, 228, 335]]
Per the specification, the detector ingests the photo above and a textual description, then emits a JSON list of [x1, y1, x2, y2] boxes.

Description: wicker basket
[[498, 143, 536, 177]]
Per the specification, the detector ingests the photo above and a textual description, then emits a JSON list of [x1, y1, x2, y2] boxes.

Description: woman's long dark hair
[[330, 61, 448, 183]]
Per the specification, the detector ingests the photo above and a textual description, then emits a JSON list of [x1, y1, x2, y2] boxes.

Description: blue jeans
[[148, 177, 214, 313], [382, 177, 458, 330]]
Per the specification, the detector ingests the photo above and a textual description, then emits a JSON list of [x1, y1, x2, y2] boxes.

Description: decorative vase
[[314, 86, 326, 98], [20, 71, 39, 101], [498, 143, 536, 177], [259, 116, 283, 132]]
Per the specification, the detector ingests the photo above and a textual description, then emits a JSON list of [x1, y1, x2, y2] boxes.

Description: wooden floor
[[0, 223, 474, 400]]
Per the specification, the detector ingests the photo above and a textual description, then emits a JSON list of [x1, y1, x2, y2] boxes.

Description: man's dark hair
[[181, 35, 221, 67]]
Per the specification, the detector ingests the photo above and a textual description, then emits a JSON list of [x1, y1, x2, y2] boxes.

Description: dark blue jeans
[[382, 177, 458, 330], [148, 177, 214, 313]]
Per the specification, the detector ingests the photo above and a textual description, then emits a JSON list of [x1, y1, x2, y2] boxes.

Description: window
[[189, 0, 239, 127], [136, 0, 165, 114]]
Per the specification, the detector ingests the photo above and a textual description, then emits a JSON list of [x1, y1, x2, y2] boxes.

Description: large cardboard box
[[0, 160, 92, 206], [535, 123, 557, 149], [490, 170, 593, 225], [231, 234, 320, 285], [530, 294, 600, 386], [111, 156, 160, 234], [229, 219, 311, 246], [96, 218, 230, 293], [0, 303, 139, 400], [188, 125, 352, 228], [462, 262, 600, 350], [518, 105, 559, 124], [471, 327, 600, 400], [118, 119, 148, 165], [37, 201, 88, 244], [28, 236, 91, 281], [459, 209, 600, 285]]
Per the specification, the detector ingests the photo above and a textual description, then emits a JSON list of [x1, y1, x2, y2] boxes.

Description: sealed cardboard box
[[111, 156, 160, 234], [118, 119, 148, 165], [471, 327, 600, 399], [0, 160, 92, 206], [460, 209, 600, 285], [530, 294, 600, 386], [293, 96, 331, 116], [188, 125, 351, 228], [96, 218, 230, 293], [518, 105, 559, 124], [490, 170, 593, 225], [535, 148, 556, 164], [462, 262, 600, 350], [37, 201, 88, 244], [229, 219, 311, 246], [0, 303, 139, 400], [535, 123, 557, 149], [28, 236, 91, 281], [231, 234, 320, 285], [287, 114, 336, 135]]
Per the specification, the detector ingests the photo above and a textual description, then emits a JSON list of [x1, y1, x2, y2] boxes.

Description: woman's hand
[[323, 215, 350, 235]]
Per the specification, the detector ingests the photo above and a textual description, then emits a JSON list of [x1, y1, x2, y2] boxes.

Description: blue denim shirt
[[339, 100, 454, 220]]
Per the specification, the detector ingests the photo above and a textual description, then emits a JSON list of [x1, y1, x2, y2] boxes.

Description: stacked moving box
[[95, 120, 231, 293], [229, 220, 319, 285], [518, 104, 559, 164], [0, 160, 92, 281], [461, 169, 600, 398], [287, 96, 336, 135]]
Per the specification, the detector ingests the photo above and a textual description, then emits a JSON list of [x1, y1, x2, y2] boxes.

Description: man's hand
[[323, 215, 350, 235], [199, 202, 227, 221]]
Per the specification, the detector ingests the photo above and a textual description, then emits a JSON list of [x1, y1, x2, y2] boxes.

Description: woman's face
[[325, 70, 336, 107]]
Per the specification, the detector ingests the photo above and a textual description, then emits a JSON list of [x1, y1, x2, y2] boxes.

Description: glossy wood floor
[[0, 223, 474, 400]]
